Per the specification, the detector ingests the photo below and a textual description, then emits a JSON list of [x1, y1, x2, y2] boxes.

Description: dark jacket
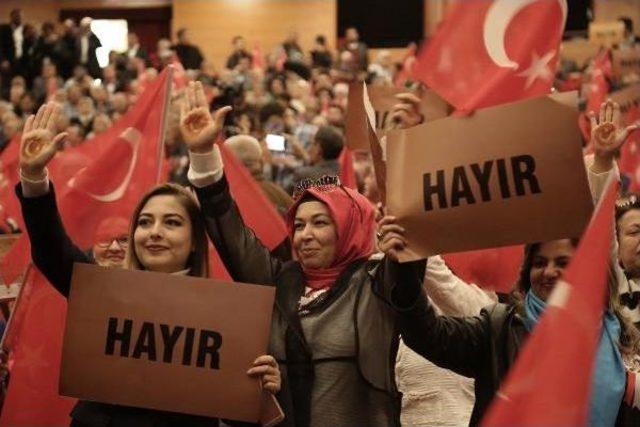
[[75, 32, 102, 79], [193, 175, 426, 427], [16, 183, 251, 427], [399, 289, 639, 426], [0, 24, 21, 65], [174, 43, 203, 70]]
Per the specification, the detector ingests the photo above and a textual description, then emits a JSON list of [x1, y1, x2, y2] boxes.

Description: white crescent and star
[[483, 0, 568, 87], [68, 127, 142, 202]]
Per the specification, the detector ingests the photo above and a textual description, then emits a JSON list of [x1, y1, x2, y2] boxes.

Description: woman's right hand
[[19, 102, 67, 181]]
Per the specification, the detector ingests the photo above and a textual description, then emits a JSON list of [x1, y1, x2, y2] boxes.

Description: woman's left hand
[[246, 355, 281, 394], [377, 215, 407, 262], [589, 99, 639, 172]]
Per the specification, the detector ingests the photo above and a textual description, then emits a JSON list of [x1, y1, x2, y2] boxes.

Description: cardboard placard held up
[[589, 21, 625, 48], [612, 48, 640, 82], [61, 264, 277, 423], [386, 92, 592, 262], [345, 83, 450, 150], [609, 83, 640, 113]]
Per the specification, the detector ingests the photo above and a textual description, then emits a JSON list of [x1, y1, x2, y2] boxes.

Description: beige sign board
[[60, 263, 277, 423], [612, 48, 640, 82], [386, 92, 593, 261], [589, 21, 626, 48], [609, 83, 640, 113], [345, 83, 450, 150]]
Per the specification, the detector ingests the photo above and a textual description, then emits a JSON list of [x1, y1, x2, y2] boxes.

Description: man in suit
[[173, 28, 204, 70], [76, 17, 102, 79], [126, 32, 149, 66], [0, 9, 24, 95], [293, 125, 343, 184]]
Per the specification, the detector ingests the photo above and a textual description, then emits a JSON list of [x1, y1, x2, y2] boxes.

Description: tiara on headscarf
[[293, 175, 342, 200]]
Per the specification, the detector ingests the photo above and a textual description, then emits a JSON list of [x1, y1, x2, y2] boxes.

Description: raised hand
[[390, 92, 423, 130], [179, 81, 232, 153], [19, 102, 67, 180], [589, 100, 639, 172]]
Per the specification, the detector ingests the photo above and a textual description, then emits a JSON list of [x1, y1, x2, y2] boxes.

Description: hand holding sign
[[376, 215, 407, 262], [19, 102, 67, 181], [180, 81, 231, 153], [589, 100, 639, 173], [390, 93, 424, 130], [246, 355, 281, 394]]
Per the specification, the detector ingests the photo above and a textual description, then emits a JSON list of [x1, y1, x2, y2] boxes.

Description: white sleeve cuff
[[187, 146, 224, 188], [584, 154, 619, 204], [20, 168, 50, 197]]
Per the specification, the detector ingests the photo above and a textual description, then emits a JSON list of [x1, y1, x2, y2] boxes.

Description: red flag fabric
[[0, 69, 172, 426], [219, 143, 287, 250], [414, 0, 567, 112], [443, 245, 524, 293], [0, 270, 75, 426], [481, 178, 618, 427], [338, 147, 357, 190], [585, 50, 612, 116]]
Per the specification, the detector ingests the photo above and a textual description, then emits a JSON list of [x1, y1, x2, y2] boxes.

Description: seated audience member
[[225, 134, 293, 216], [292, 125, 343, 185]]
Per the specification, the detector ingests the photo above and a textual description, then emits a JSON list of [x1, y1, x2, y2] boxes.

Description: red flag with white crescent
[[414, 0, 567, 112], [0, 68, 172, 427]]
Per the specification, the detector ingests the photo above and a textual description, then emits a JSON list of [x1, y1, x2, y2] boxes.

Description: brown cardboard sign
[[612, 48, 640, 82], [368, 85, 450, 137], [345, 83, 450, 150], [589, 21, 626, 48], [61, 264, 276, 423], [386, 93, 592, 262], [609, 84, 640, 115]]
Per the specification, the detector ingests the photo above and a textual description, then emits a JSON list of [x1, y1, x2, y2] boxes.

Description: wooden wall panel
[[173, 0, 336, 70], [0, 0, 61, 28], [594, 0, 640, 34]]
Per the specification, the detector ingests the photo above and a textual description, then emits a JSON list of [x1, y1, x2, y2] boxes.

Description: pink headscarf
[[287, 184, 376, 290]]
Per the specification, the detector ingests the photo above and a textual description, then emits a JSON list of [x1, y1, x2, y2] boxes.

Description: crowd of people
[[2, 6, 640, 427]]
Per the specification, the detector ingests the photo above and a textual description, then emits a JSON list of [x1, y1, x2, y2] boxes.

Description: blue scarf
[[524, 291, 626, 427]]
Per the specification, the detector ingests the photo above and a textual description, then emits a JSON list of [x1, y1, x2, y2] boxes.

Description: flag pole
[[155, 65, 174, 184]]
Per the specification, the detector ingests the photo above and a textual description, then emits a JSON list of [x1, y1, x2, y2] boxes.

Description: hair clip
[[293, 175, 342, 200]]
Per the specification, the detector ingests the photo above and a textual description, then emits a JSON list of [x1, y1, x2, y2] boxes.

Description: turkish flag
[[338, 147, 357, 190], [481, 178, 618, 426], [0, 269, 75, 426], [219, 143, 288, 251], [0, 68, 172, 426], [414, 0, 567, 112], [443, 245, 524, 293]]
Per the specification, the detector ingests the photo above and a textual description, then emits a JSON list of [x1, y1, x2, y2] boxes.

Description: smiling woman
[[16, 102, 281, 427]]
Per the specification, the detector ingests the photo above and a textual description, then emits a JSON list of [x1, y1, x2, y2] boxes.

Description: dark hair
[[259, 102, 284, 125], [315, 35, 326, 45], [619, 16, 634, 34], [125, 183, 209, 277], [314, 126, 344, 160], [515, 238, 580, 295], [232, 35, 244, 44], [615, 193, 640, 223], [177, 28, 188, 39]]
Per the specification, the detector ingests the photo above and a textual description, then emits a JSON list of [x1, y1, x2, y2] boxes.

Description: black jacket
[[193, 175, 427, 427], [399, 289, 639, 426], [17, 183, 252, 427]]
